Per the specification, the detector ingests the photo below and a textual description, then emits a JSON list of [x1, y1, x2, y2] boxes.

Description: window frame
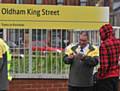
[[16, 0, 23, 4], [35, 0, 42, 4], [57, 0, 64, 5], [80, 0, 87, 6]]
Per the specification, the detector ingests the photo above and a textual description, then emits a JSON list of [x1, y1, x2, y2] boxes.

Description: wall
[[1, 0, 35, 4], [9, 79, 68, 91], [9, 79, 120, 91], [1, 0, 80, 5], [2, 0, 15, 3]]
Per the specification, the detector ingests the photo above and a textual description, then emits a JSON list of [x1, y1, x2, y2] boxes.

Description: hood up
[[99, 24, 113, 41]]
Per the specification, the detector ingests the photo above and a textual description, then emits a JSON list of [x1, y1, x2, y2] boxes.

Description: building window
[[16, 0, 33, 4], [16, 0, 23, 4], [104, 0, 110, 6], [0, 29, 3, 38], [36, 0, 42, 4], [80, 0, 87, 6], [114, 0, 120, 2], [57, 0, 64, 5]]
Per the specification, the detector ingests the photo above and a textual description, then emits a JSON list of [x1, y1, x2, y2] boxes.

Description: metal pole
[[29, 29, 32, 73]]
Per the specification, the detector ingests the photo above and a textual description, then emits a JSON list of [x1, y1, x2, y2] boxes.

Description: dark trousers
[[96, 77, 119, 91], [68, 85, 93, 91]]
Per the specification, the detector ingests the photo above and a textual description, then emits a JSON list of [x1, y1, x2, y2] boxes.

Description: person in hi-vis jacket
[[0, 38, 12, 91], [63, 31, 99, 91]]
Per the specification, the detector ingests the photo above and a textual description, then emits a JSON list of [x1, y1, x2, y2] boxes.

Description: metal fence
[[3, 27, 120, 78]]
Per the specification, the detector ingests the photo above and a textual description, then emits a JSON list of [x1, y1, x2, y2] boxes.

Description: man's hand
[[74, 53, 85, 60], [67, 54, 74, 59]]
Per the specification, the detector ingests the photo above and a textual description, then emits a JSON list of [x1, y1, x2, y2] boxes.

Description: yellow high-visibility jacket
[[64, 43, 99, 68], [0, 38, 12, 81], [65, 43, 99, 57]]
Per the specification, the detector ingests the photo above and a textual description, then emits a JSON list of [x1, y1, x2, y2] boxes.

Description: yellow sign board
[[0, 4, 109, 30]]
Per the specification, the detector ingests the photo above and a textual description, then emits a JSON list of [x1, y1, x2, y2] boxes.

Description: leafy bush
[[10, 52, 69, 74]]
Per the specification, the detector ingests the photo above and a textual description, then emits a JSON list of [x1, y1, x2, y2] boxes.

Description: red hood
[[99, 24, 113, 41]]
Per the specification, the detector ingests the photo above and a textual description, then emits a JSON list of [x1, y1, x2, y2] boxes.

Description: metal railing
[[3, 27, 120, 78]]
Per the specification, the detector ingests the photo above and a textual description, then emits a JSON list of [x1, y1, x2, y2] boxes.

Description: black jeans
[[96, 77, 119, 91], [68, 85, 93, 91]]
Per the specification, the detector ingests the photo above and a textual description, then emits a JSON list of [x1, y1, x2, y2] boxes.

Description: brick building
[[0, 0, 108, 6], [113, 0, 120, 26]]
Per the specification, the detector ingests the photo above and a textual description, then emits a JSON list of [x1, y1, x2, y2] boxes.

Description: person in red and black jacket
[[96, 24, 120, 91]]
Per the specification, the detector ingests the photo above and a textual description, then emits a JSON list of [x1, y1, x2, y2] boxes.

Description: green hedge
[[10, 52, 69, 74]]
